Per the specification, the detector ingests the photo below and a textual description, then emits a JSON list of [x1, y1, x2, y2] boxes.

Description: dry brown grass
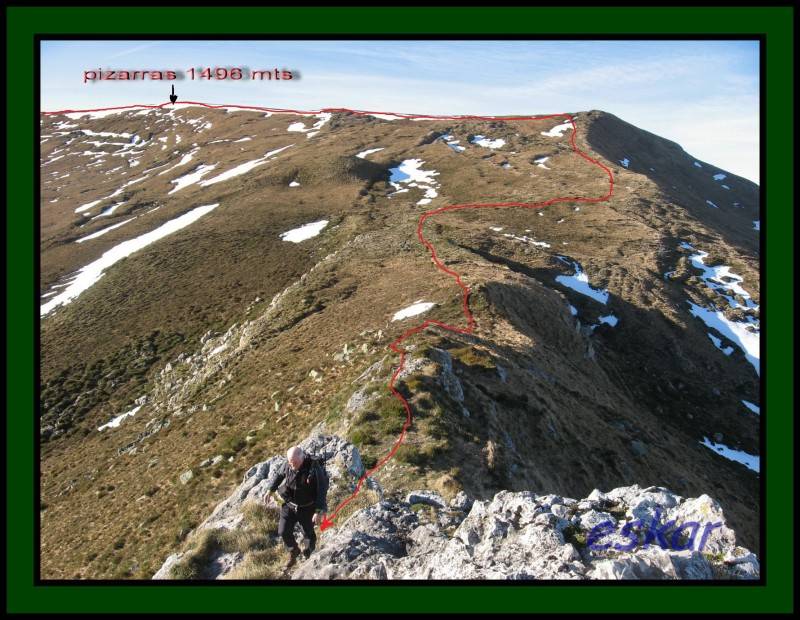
[[39, 108, 761, 579], [169, 487, 385, 580], [168, 500, 281, 579]]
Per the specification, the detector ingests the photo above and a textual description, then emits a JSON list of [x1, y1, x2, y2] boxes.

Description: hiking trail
[[41, 102, 615, 532]]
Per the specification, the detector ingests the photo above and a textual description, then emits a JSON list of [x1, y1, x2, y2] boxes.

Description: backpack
[[306, 455, 329, 508]]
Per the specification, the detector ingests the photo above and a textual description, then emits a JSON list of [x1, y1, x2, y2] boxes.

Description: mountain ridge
[[38, 106, 760, 578]]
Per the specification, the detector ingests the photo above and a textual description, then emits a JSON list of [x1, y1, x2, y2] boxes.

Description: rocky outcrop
[[428, 348, 470, 418], [114, 248, 350, 457], [154, 434, 758, 580], [292, 484, 758, 580], [147, 249, 343, 418], [152, 434, 381, 579]]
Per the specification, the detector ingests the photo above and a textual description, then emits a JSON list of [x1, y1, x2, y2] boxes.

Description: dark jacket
[[268, 457, 326, 511]]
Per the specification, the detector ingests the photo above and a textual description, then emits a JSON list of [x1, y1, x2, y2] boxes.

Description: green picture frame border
[[7, 4, 793, 614]]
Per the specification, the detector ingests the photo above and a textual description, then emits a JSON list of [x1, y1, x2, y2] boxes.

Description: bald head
[[287, 446, 305, 471]]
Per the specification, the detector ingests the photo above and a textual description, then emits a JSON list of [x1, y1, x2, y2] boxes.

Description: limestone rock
[[405, 490, 447, 509], [154, 435, 758, 581]]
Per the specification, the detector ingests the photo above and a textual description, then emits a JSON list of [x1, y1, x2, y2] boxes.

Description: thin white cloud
[[106, 42, 161, 59]]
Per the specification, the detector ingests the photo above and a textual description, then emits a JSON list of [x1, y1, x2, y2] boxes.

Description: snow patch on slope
[[700, 437, 759, 473], [200, 145, 292, 186], [41, 204, 220, 316], [541, 121, 572, 137], [470, 135, 505, 149], [388, 159, 440, 206], [555, 257, 609, 304], [356, 147, 384, 159], [279, 220, 329, 243], [392, 301, 436, 321], [76, 217, 136, 243]]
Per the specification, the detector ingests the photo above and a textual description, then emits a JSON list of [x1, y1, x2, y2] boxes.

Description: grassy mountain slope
[[39, 106, 760, 578]]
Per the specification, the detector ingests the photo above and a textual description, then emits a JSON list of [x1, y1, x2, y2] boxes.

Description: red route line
[[41, 102, 614, 531], [324, 113, 613, 530], [43, 100, 567, 122]]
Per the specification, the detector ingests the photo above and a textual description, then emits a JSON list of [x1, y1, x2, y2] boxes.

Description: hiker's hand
[[312, 512, 323, 525]]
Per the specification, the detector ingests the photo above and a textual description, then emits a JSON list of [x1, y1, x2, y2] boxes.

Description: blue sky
[[41, 40, 760, 182]]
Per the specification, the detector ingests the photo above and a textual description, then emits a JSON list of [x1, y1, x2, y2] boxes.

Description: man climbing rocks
[[267, 446, 328, 568]]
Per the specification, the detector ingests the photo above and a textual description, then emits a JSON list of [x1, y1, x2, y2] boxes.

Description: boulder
[[405, 490, 447, 509], [449, 490, 474, 512]]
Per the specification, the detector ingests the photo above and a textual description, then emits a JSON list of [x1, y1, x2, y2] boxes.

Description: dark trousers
[[278, 503, 316, 551]]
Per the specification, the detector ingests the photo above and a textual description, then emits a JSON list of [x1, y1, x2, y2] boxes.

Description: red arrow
[[320, 515, 334, 532]]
